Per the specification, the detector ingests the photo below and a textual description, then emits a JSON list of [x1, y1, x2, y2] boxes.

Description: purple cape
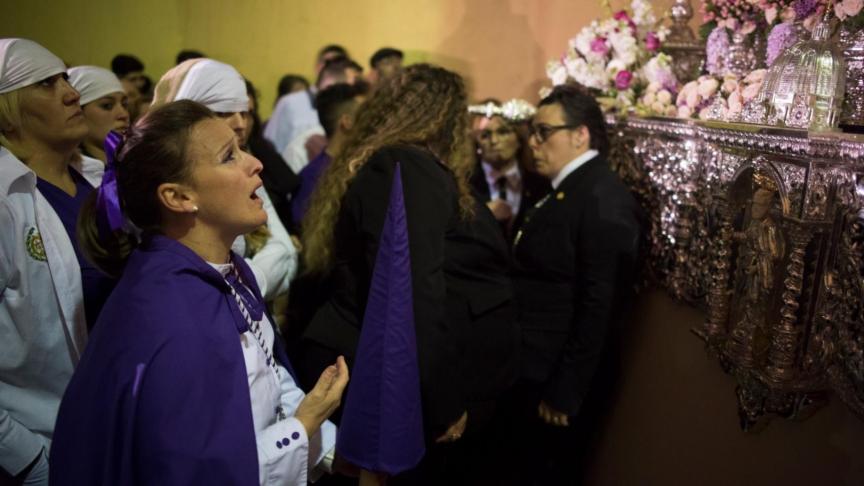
[[49, 235, 293, 485]]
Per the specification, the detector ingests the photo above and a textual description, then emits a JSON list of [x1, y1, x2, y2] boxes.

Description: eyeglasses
[[528, 123, 578, 143]]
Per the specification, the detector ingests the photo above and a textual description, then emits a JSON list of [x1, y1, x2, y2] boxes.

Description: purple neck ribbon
[[95, 131, 124, 243]]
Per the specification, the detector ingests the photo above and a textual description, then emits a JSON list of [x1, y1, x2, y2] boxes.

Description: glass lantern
[[766, 13, 846, 131]]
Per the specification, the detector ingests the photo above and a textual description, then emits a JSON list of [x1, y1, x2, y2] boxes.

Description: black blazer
[[247, 134, 300, 229], [301, 145, 519, 436], [511, 155, 641, 416], [469, 161, 550, 243]]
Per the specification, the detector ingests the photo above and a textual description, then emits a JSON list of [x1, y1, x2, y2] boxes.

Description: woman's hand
[[434, 411, 468, 443], [295, 356, 349, 436]]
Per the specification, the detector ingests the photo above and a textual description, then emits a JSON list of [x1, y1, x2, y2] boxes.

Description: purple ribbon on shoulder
[[95, 131, 124, 242]]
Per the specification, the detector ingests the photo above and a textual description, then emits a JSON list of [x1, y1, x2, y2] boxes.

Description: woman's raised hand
[[295, 356, 350, 436]]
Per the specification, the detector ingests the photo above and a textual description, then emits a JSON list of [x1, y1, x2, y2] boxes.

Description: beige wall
[[3, 0, 687, 118]]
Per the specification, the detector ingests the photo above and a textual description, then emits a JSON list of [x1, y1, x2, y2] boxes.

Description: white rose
[[571, 29, 596, 58], [651, 101, 666, 113], [642, 92, 657, 106], [606, 59, 628, 75], [657, 89, 673, 105], [697, 78, 720, 99], [647, 81, 663, 93], [546, 60, 569, 86], [608, 31, 638, 66], [677, 105, 694, 118], [665, 105, 678, 117]]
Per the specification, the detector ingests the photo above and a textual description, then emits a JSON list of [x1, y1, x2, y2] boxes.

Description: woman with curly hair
[[293, 64, 520, 483]]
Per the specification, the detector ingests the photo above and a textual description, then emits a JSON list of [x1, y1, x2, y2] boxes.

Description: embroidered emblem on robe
[[26, 227, 47, 262]]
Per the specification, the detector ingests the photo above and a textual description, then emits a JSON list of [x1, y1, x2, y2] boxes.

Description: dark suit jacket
[[248, 134, 300, 229], [511, 154, 641, 417], [300, 145, 519, 437], [469, 161, 550, 244]]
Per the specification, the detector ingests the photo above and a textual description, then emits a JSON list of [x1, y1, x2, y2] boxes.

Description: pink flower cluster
[[835, 0, 864, 20], [700, 0, 794, 33]]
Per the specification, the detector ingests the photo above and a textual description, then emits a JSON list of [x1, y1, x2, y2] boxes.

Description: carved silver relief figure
[[727, 169, 786, 367]]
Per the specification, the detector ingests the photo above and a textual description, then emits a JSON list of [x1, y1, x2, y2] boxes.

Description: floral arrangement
[[699, 0, 792, 38], [702, 0, 863, 40], [635, 53, 680, 116], [675, 69, 767, 120], [792, 0, 864, 28], [762, 0, 863, 67], [545, 0, 674, 113]]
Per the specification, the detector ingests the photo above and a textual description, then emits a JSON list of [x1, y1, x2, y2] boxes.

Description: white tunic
[[0, 147, 87, 476], [210, 262, 335, 485]]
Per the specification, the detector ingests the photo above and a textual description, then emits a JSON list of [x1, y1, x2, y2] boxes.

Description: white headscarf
[[0, 38, 66, 94], [67, 66, 124, 105], [154, 58, 247, 113]]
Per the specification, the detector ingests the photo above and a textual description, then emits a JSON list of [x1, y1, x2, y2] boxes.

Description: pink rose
[[727, 90, 744, 114], [613, 10, 632, 22], [615, 70, 633, 90], [722, 78, 740, 95], [645, 32, 661, 52], [741, 82, 762, 101], [591, 37, 610, 55], [697, 78, 720, 99], [838, 0, 864, 19], [765, 6, 778, 24], [678, 81, 698, 106], [613, 10, 638, 33], [686, 89, 701, 109]]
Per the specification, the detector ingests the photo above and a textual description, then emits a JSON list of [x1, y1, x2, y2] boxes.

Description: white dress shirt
[[281, 125, 326, 175], [210, 262, 336, 486], [551, 149, 599, 189], [482, 160, 522, 215]]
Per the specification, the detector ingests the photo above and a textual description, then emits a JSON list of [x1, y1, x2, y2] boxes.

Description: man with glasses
[[507, 84, 642, 485]]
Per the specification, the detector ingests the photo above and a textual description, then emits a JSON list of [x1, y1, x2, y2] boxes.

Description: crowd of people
[[0, 37, 642, 486]]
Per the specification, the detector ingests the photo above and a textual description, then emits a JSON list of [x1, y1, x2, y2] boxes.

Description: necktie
[[496, 176, 508, 200]]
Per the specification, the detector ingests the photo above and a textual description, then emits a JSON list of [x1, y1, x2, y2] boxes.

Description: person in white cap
[[151, 58, 297, 301], [0, 38, 89, 485], [67, 66, 129, 164]]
